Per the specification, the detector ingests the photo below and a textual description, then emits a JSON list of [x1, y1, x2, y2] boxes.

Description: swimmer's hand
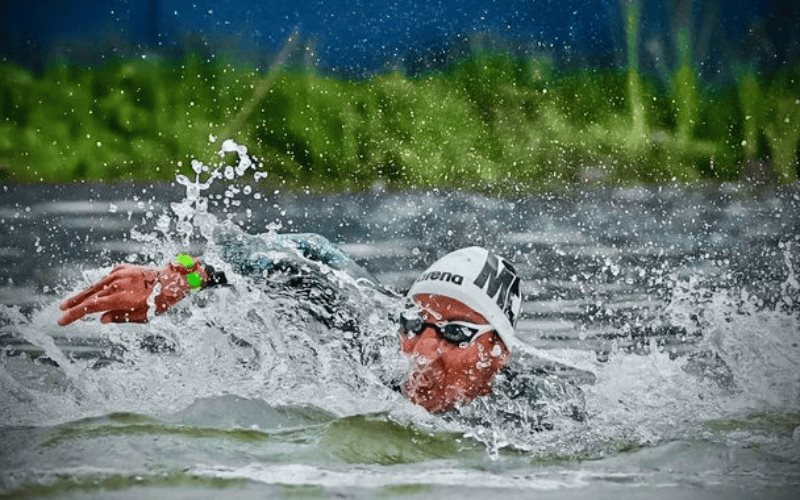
[[57, 262, 203, 326]]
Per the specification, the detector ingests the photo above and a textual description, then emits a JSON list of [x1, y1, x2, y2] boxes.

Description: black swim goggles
[[390, 310, 494, 346]]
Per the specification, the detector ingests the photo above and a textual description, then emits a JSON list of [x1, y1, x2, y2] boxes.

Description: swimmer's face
[[399, 293, 510, 413]]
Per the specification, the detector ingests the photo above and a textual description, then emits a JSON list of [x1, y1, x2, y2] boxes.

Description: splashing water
[[1, 142, 799, 495], [1, 140, 413, 426]]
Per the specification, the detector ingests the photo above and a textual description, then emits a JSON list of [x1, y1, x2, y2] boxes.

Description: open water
[[1, 143, 799, 498]]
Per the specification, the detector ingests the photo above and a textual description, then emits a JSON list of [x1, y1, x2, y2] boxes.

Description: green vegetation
[[0, 52, 797, 189], [623, 0, 647, 151]]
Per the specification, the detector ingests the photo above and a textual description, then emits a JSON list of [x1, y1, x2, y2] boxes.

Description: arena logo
[[415, 270, 464, 285], [473, 253, 521, 326]]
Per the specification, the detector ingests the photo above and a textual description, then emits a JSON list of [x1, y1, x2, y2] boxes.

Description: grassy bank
[[0, 54, 798, 189]]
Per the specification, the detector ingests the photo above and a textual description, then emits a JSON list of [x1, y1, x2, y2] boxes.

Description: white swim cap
[[407, 247, 522, 351]]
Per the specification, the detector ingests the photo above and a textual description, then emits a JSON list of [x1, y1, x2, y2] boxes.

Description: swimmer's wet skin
[[57, 223, 580, 417]]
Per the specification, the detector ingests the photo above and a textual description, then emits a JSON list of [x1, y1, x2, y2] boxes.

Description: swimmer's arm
[[283, 233, 379, 284], [58, 227, 382, 325], [57, 259, 214, 326], [211, 223, 378, 285], [211, 224, 281, 276]]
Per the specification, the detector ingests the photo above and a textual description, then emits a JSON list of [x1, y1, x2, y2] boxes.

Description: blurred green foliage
[[0, 53, 797, 188]]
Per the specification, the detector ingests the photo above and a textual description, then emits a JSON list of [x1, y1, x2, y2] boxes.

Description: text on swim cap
[[415, 271, 464, 285], [473, 253, 521, 326]]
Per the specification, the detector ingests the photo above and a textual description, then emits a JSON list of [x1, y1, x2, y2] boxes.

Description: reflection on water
[[0, 144, 798, 496]]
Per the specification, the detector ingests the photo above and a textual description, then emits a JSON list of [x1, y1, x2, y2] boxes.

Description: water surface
[[1, 174, 799, 498]]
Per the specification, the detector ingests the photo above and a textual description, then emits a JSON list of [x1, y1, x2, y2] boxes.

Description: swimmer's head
[[407, 247, 522, 352], [399, 247, 522, 412]]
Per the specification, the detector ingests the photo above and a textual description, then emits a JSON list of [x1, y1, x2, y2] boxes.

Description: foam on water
[[1, 141, 799, 470]]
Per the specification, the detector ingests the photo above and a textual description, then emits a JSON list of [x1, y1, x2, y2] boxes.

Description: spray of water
[[1, 140, 799, 462]]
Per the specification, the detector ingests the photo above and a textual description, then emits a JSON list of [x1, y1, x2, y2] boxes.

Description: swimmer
[[57, 224, 580, 416]]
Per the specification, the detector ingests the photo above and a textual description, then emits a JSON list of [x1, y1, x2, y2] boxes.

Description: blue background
[[0, 0, 796, 76]]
